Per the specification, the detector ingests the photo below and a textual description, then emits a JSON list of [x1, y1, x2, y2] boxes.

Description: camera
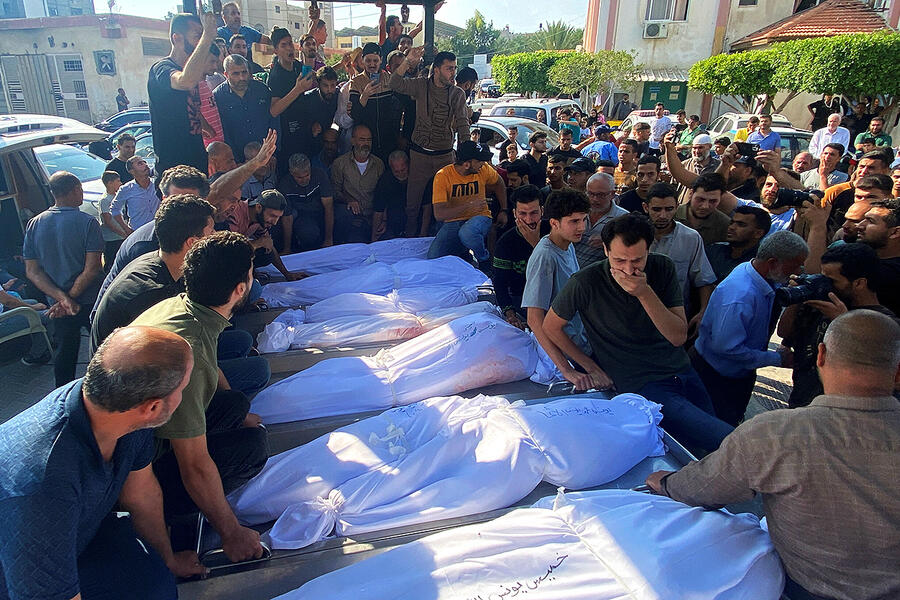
[[671, 123, 688, 134], [775, 274, 834, 305], [734, 142, 760, 157], [770, 188, 823, 210]]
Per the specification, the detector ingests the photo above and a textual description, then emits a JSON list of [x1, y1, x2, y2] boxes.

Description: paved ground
[[0, 332, 793, 425]]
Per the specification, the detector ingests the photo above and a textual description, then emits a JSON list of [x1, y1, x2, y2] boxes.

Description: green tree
[[448, 10, 500, 60], [548, 51, 642, 105], [530, 21, 583, 51], [492, 51, 567, 96], [688, 49, 779, 113]]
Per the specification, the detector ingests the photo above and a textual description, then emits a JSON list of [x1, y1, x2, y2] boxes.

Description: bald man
[[207, 140, 238, 177], [0, 326, 208, 600], [648, 310, 900, 600]]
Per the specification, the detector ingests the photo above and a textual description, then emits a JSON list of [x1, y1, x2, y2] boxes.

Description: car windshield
[[33, 145, 107, 182], [135, 135, 155, 158], [514, 122, 559, 148]]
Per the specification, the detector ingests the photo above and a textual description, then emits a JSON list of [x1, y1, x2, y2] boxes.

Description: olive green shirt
[[131, 294, 232, 439]]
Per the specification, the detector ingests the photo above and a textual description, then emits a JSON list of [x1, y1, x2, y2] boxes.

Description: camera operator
[[778, 243, 895, 408]]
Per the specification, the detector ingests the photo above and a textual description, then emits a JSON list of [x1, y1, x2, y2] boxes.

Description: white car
[[0, 114, 109, 251], [705, 112, 795, 138], [471, 116, 560, 164], [488, 98, 584, 130]]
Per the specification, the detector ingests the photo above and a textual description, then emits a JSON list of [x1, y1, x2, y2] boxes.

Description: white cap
[[692, 134, 712, 146]]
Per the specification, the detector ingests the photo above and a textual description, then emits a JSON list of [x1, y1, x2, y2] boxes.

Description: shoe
[[21, 352, 52, 366]]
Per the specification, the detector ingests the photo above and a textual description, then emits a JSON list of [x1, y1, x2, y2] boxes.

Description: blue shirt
[[22, 206, 104, 306], [213, 79, 276, 161], [695, 261, 782, 377], [747, 129, 782, 150], [91, 221, 158, 321], [109, 179, 160, 230], [217, 24, 262, 61], [0, 380, 153, 600], [580, 140, 619, 166]]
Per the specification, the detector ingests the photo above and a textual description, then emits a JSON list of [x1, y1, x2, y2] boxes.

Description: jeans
[[690, 348, 757, 427], [333, 203, 371, 244], [52, 305, 91, 387], [428, 216, 493, 262], [636, 369, 734, 453], [0, 300, 50, 358], [248, 279, 262, 304], [77, 513, 176, 600], [217, 329, 270, 397], [153, 389, 269, 518]]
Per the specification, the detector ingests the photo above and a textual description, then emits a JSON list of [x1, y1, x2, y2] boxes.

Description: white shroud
[[229, 394, 666, 550], [257, 237, 434, 276], [250, 312, 559, 423], [277, 489, 785, 600], [260, 256, 490, 307]]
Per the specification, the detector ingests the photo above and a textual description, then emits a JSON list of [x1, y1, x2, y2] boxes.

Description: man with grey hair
[[373, 149, 410, 241], [691, 230, 808, 426], [278, 151, 335, 251], [214, 52, 276, 161], [0, 326, 208, 599], [573, 172, 627, 267], [649, 309, 900, 600]]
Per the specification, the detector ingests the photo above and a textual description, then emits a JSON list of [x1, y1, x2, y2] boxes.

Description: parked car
[[488, 98, 584, 130], [705, 112, 795, 139], [93, 107, 151, 133], [770, 127, 813, 168], [470, 116, 560, 164], [108, 120, 152, 149], [132, 131, 157, 172], [0, 115, 109, 255], [613, 109, 672, 137]]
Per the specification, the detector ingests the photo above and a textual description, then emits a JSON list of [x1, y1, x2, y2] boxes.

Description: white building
[[242, 0, 335, 48]]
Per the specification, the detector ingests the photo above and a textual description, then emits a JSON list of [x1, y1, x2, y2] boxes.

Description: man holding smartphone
[[269, 27, 318, 176]]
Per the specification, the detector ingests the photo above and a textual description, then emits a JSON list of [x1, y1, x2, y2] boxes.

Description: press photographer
[[778, 243, 896, 408]]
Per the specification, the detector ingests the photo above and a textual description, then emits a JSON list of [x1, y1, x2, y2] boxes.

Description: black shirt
[[730, 178, 761, 203], [373, 170, 408, 238], [298, 88, 339, 158], [104, 157, 133, 184], [829, 187, 855, 239], [807, 98, 848, 131], [90, 252, 183, 354], [616, 189, 646, 213], [522, 153, 548, 188], [877, 257, 900, 317], [547, 146, 582, 163], [147, 57, 207, 174], [705, 242, 758, 284], [267, 60, 306, 156], [492, 221, 551, 313]]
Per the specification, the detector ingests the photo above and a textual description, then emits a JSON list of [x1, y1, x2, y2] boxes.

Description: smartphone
[[301, 65, 313, 78], [211, 0, 222, 15], [370, 72, 380, 84], [735, 142, 760, 157]]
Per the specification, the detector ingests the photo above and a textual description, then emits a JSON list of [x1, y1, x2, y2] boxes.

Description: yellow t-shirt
[[432, 163, 499, 222], [734, 128, 751, 142]]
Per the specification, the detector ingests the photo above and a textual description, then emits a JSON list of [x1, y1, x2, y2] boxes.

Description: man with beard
[[705, 205, 770, 283], [226, 34, 262, 74], [148, 11, 218, 175], [779, 243, 894, 410], [240, 141, 277, 204], [809, 113, 850, 159], [372, 150, 411, 241], [675, 134, 720, 204], [106, 133, 136, 184], [791, 151, 813, 174], [548, 128, 583, 165], [300, 34, 325, 72], [0, 327, 206, 600], [675, 172, 731, 245], [854, 116, 892, 151], [350, 43, 403, 163], [692, 230, 807, 426], [858, 199, 900, 316], [522, 131, 549, 188], [214, 55, 276, 161], [132, 232, 268, 562], [278, 153, 335, 251], [269, 27, 318, 175], [542, 154, 567, 197], [110, 156, 159, 234], [228, 190, 302, 283], [428, 141, 507, 272], [573, 172, 628, 267], [331, 124, 385, 243], [504, 160, 531, 191], [294, 67, 340, 159], [218, 2, 270, 64], [800, 143, 849, 191], [313, 127, 341, 173], [493, 185, 550, 328], [387, 48, 470, 237], [644, 183, 716, 329], [724, 155, 762, 203], [630, 122, 651, 157], [758, 170, 803, 234], [617, 154, 660, 213]]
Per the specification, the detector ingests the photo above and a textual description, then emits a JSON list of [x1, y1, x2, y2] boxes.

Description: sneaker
[[21, 352, 52, 366]]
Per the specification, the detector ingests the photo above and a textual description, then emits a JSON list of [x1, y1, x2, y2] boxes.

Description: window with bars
[[62, 59, 82, 72], [738, 0, 758, 6], [645, 0, 689, 21], [77, 99, 89, 111]]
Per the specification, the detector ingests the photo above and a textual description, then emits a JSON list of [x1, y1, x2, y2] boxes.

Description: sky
[[96, 0, 588, 34]]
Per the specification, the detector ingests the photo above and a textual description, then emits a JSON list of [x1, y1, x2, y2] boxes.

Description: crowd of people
[[0, 5, 898, 600]]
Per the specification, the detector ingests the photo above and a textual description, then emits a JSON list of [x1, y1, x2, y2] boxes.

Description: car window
[[135, 135, 156, 160], [33, 145, 107, 182], [515, 122, 559, 148]]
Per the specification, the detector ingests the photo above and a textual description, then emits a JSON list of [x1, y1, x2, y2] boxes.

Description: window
[[340, 42, 352, 48], [76, 99, 90, 111], [142, 37, 170, 57], [294, 22, 300, 29], [62, 59, 82, 72], [274, 5, 280, 12], [738, 0, 758, 5], [645, 0, 689, 21]]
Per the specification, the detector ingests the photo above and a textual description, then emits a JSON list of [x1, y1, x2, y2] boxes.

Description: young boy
[[522, 188, 593, 389], [99, 171, 129, 272]]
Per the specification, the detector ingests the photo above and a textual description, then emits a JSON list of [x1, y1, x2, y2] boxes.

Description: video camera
[[775, 274, 833, 305], [770, 188, 824, 211]]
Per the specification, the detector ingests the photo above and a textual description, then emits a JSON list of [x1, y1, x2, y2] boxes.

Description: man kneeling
[[0, 327, 207, 599]]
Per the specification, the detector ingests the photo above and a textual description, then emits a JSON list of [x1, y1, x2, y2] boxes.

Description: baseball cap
[[456, 141, 493, 163], [565, 157, 596, 173], [252, 189, 287, 211], [594, 124, 612, 134], [692, 134, 712, 146], [734, 155, 757, 166], [362, 42, 381, 57]]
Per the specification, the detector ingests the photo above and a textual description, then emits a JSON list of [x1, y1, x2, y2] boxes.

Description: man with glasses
[[574, 173, 628, 267]]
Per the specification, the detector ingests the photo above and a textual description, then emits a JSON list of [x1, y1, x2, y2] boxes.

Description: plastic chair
[[0, 306, 51, 352]]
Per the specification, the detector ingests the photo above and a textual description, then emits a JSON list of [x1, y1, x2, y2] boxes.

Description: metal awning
[[637, 69, 690, 82]]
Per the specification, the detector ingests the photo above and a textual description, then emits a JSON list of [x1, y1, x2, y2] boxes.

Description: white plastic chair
[[0, 306, 51, 352]]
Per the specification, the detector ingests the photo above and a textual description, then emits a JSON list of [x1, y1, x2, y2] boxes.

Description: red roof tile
[[730, 0, 889, 51]]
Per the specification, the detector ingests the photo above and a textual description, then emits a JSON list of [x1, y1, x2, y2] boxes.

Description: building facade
[[1, 0, 93, 19], [0, 14, 170, 123], [242, 0, 335, 48]]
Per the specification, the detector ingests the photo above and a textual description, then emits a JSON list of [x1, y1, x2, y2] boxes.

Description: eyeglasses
[[586, 190, 616, 198]]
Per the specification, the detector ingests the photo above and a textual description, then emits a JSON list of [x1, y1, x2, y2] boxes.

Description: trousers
[[689, 348, 757, 427], [427, 216, 493, 262], [406, 149, 454, 237], [217, 329, 271, 397], [52, 305, 91, 387]]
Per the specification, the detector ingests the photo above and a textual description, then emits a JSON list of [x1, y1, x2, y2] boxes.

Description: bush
[[492, 51, 567, 96]]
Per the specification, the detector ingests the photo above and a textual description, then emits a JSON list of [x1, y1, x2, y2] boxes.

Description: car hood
[[0, 122, 107, 154], [78, 178, 107, 221]]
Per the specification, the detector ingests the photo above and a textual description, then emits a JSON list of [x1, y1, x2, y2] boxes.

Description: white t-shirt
[[649, 115, 672, 149], [355, 159, 369, 176]]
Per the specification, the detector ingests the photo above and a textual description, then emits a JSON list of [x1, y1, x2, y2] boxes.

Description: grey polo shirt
[[573, 203, 628, 268], [650, 221, 716, 307]]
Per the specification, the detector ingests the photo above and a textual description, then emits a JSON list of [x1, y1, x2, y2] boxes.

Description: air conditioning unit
[[643, 22, 669, 39]]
